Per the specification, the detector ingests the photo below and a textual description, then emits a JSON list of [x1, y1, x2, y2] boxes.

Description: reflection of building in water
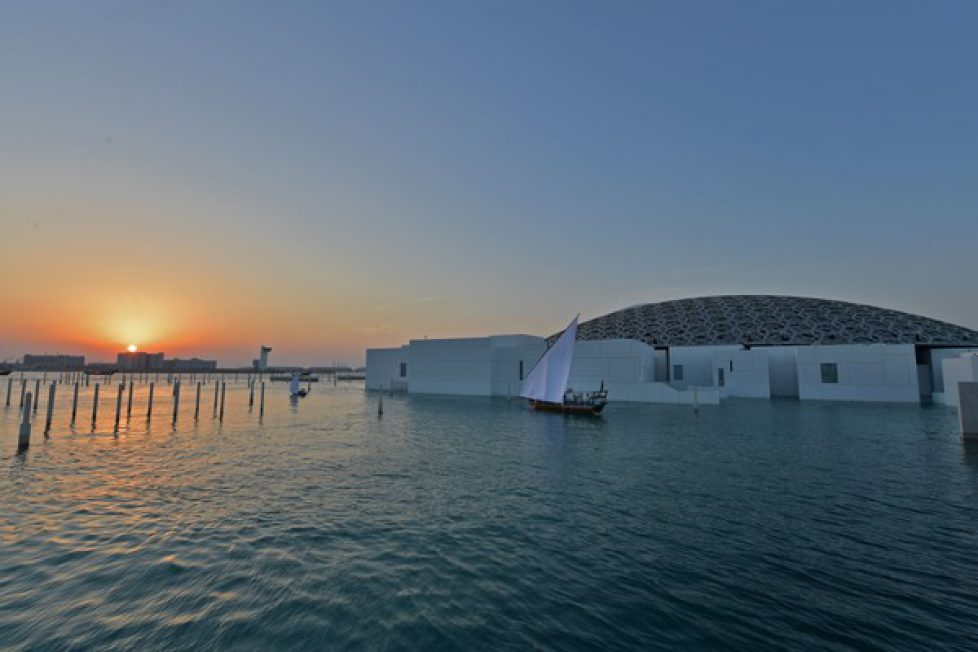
[[23, 354, 86, 370], [367, 295, 978, 406]]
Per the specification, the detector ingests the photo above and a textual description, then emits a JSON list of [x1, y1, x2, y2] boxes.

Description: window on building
[[718, 368, 725, 387], [399, 362, 407, 378], [820, 362, 838, 384], [519, 360, 524, 380], [673, 364, 684, 381]]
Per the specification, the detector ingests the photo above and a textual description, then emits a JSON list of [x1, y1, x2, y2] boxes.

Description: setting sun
[[127, 344, 137, 353]]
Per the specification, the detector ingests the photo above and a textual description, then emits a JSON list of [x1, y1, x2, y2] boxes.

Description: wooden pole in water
[[92, 383, 100, 428], [213, 382, 219, 416], [114, 383, 123, 432], [693, 386, 699, 414], [219, 381, 226, 422], [249, 381, 255, 409], [5, 376, 11, 406], [172, 381, 181, 426], [18, 379, 26, 407], [44, 382, 56, 435], [19, 392, 32, 451], [127, 381, 134, 419], [378, 387, 383, 417], [194, 382, 201, 420], [259, 382, 265, 419], [71, 382, 79, 425], [147, 382, 155, 419], [33, 379, 41, 413]]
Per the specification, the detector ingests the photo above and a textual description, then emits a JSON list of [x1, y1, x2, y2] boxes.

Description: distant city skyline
[[3, 1, 977, 366]]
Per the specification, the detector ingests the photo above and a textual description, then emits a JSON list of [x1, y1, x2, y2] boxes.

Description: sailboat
[[520, 315, 608, 415], [289, 371, 308, 398]]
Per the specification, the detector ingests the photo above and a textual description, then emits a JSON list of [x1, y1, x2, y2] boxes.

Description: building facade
[[164, 358, 218, 372], [22, 354, 85, 370], [365, 296, 978, 405], [116, 351, 165, 371]]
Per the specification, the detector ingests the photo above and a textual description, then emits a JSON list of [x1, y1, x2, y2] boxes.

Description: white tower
[[257, 345, 272, 371]]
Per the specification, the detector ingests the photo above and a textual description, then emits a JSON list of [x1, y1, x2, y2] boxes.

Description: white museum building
[[365, 296, 978, 405]]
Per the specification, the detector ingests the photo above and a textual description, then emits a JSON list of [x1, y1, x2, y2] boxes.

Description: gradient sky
[[2, 1, 977, 366]]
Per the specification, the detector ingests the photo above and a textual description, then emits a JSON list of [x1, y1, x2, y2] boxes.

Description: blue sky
[[2, 1, 977, 364]]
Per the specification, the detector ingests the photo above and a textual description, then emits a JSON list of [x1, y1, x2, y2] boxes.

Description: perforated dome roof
[[572, 296, 978, 347]]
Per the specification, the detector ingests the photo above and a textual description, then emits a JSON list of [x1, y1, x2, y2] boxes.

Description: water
[[2, 376, 977, 650]]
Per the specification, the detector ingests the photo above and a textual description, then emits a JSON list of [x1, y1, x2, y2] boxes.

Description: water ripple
[[1, 386, 977, 649]]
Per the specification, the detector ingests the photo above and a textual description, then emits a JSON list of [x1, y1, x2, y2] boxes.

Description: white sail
[[290, 372, 301, 395], [520, 315, 578, 403]]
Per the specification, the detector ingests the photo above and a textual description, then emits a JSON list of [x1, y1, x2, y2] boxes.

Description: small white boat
[[289, 372, 308, 398]]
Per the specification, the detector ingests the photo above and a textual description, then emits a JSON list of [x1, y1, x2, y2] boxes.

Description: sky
[[2, 0, 977, 366]]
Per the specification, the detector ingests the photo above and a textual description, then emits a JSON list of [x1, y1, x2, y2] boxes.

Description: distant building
[[22, 354, 85, 370], [367, 295, 978, 405], [253, 345, 272, 370], [164, 358, 217, 372], [117, 351, 165, 371]]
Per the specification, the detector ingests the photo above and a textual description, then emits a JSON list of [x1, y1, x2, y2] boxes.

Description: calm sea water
[[1, 376, 977, 650]]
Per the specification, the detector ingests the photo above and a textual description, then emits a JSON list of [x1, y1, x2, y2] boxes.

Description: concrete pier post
[[19, 379, 26, 407], [147, 382, 155, 419], [213, 382, 219, 416], [5, 376, 11, 406], [959, 382, 978, 438], [33, 379, 41, 413], [194, 382, 201, 420], [44, 382, 56, 435], [219, 382, 226, 422], [92, 383, 100, 428], [114, 384, 123, 432], [127, 382, 134, 419], [71, 382, 79, 424], [19, 392, 33, 451], [259, 382, 265, 419]]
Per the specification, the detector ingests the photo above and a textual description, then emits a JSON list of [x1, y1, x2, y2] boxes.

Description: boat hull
[[528, 399, 606, 415]]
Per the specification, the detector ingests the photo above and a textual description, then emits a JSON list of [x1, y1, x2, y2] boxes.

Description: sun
[[127, 343, 138, 353]]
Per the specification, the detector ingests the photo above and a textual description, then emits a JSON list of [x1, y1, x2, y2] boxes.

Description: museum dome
[[572, 295, 978, 347]]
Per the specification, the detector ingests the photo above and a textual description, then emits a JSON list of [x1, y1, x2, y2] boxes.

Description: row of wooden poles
[[7, 370, 272, 387], [12, 378, 268, 452]]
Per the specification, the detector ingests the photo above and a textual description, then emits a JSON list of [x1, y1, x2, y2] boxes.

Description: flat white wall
[[365, 346, 408, 391], [489, 335, 547, 397], [669, 346, 742, 388], [933, 353, 978, 407], [723, 348, 772, 399], [797, 344, 920, 403], [568, 339, 656, 391], [930, 348, 978, 393], [408, 337, 494, 396]]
